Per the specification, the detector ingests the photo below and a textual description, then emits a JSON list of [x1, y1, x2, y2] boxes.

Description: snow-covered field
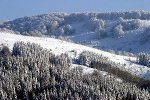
[[1, 32, 150, 80]]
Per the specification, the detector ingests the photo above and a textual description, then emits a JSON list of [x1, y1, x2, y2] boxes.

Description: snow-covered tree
[[49, 21, 59, 33], [113, 24, 125, 37], [63, 24, 75, 35], [78, 51, 109, 66]]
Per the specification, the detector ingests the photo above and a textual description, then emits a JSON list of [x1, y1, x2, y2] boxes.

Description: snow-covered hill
[[1, 32, 150, 80], [1, 12, 150, 54]]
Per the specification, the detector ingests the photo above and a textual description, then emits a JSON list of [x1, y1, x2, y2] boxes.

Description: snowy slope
[[0, 32, 150, 80]]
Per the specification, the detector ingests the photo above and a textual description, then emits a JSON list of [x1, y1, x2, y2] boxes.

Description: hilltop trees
[[1, 11, 150, 37], [87, 17, 105, 31]]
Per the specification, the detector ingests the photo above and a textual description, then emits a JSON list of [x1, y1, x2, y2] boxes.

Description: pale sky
[[0, 0, 150, 20]]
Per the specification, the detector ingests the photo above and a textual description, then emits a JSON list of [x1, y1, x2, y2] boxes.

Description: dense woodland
[[0, 42, 149, 100]]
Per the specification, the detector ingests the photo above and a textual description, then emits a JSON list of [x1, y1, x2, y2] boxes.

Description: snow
[[1, 32, 150, 80]]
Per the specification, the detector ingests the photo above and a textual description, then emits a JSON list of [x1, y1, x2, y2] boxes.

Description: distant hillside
[[1, 11, 150, 36], [1, 11, 150, 54]]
